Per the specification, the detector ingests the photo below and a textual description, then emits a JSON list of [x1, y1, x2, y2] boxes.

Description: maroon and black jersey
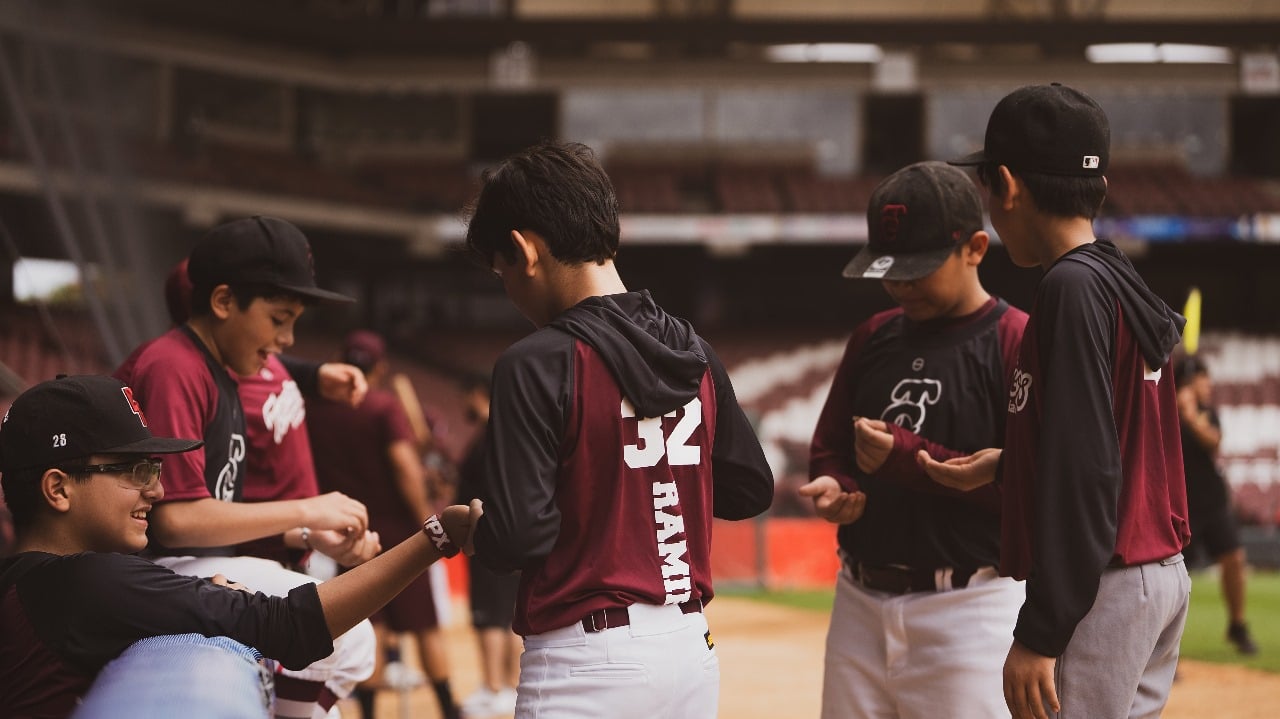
[[115, 326, 247, 556], [470, 291, 774, 636], [810, 298, 1027, 572], [1002, 240, 1189, 658], [0, 551, 332, 718]]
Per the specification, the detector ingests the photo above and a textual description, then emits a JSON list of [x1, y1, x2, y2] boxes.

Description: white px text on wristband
[[422, 514, 460, 558]]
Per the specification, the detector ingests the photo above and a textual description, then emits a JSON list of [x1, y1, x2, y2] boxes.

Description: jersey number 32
[[621, 397, 703, 469]]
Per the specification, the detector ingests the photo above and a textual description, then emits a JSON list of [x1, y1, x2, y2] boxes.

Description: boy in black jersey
[[463, 141, 774, 719], [928, 83, 1190, 719], [0, 374, 477, 717], [802, 161, 1028, 719]]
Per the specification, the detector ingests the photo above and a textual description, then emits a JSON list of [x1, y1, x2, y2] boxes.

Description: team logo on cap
[[1082, 156, 1100, 169], [121, 386, 149, 428], [881, 204, 908, 242], [863, 255, 895, 279]]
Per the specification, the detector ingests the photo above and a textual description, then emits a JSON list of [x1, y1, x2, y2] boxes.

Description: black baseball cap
[[842, 161, 984, 282], [0, 375, 203, 473], [948, 83, 1110, 177], [187, 216, 354, 304]]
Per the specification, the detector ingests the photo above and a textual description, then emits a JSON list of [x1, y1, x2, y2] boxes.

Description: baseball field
[[353, 569, 1279, 718]]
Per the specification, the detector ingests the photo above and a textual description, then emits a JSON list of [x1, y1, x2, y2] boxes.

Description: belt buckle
[[588, 610, 605, 632]]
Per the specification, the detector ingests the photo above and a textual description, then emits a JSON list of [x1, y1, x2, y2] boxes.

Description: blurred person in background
[[455, 375, 521, 718], [1176, 356, 1257, 655], [307, 329, 461, 719]]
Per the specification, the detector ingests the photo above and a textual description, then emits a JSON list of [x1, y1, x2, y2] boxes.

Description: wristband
[[422, 514, 460, 558], [299, 526, 312, 550]]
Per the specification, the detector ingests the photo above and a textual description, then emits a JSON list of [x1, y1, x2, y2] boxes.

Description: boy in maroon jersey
[[462, 141, 774, 719], [801, 161, 1028, 719], [924, 83, 1190, 719]]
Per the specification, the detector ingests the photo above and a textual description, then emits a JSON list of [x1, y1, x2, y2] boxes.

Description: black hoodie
[[470, 291, 774, 628], [1001, 239, 1190, 658]]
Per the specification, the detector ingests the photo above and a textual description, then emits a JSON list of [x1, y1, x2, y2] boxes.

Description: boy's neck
[[184, 317, 225, 366], [546, 259, 628, 320], [14, 524, 83, 556], [1030, 214, 1097, 269]]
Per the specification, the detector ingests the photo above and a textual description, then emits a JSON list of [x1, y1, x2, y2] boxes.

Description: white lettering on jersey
[[1143, 365, 1162, 383], [881, 378, 941, 433], [262, 379, 307, 444], [652, 480, 692, 604], [1008, 368, 1032, 413], [215, 433, 246, 501]]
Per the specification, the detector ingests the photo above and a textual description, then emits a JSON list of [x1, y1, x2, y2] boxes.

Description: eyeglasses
[[62, 459, 163, 491]]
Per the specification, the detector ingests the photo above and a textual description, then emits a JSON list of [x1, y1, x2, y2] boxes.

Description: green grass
[[1181, 568, 1280, 673], [723, 569, 1280, 673]]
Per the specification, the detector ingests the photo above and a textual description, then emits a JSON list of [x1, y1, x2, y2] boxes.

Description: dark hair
[[189, 283, 313, 318], [977, 162, 1107, 220], [464, 141, 620, 267], [1, 466, 90, 531]]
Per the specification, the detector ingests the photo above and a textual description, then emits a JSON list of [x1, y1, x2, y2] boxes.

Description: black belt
[[847, 562, 977, 595], [580, 599, 702, 633]]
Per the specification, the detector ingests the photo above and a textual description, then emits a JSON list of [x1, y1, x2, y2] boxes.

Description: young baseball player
[[0, 374, 478, 718], [923, 83, 1190, 719], [306, 330, 462, 719], [1176, 356, 1257, 655], [114, 216, 381, 719], [800, 161, 1028, 719], [462, 141, 775, 719]]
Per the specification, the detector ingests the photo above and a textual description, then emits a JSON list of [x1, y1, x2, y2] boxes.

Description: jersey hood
[[1062, 240, 1186, 371], [550, 290, 707, 418]]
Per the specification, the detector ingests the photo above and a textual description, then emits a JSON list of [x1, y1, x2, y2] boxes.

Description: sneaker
[[493, 687, 517, 713], [461, 687, 500, 718], [1228, 622, 1259, 655], [383, 661, 427, 690]]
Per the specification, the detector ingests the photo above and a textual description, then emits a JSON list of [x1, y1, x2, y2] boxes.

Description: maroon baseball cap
[[0, 375, 203, 473], [842, 161, 984, 282], [187, 216, 353, 304], [342, 330, 386, 371]]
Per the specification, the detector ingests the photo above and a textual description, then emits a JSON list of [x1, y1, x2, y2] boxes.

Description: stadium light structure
[[1086, 43, 1233, 64], [765, 43, 884, 63]]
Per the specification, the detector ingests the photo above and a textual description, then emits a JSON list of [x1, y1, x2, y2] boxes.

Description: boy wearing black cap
[[801, 161, 1028, 719], [924, 84, 1190, 719], [0, 375, 478, 717], [114, 216, 379, 718]]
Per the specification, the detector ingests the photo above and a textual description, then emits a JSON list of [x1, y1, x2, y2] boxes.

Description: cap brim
[[276, 284, 356, 304], [842, 245, 954, 282], [105, 437, 205, 456], [946, 149, 988, 167]]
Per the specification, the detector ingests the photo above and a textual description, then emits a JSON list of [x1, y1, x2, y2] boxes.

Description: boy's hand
[[853, 418, 894, 474], [317, 363, 368, 407], [917, 447, 1001, 491], [210, 573, 250, 593], [312, 528, 382, 567], [798, 476, 867, 525], [301, 492, 369, 535], [440, 499, 484, 556], [1004, 640, 1059, 719]]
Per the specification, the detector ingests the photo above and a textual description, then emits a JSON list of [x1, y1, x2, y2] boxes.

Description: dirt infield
[[359, 596, 1278, 718]]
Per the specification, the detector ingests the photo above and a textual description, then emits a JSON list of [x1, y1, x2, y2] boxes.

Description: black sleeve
[[1014, 262, 1123, 658], [471, 334, 571, 573], [26, 553, 333, 672], [278, 355, 321, 398], [701, 339, 775, 520]]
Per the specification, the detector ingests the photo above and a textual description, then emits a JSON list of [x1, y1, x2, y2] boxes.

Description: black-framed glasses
[[61, 459, 163, 491]]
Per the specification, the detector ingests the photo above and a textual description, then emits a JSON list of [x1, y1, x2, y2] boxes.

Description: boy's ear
[[41, 469, 74, 514], [964, 230, 990, 265], [209, 284, 236, 320], [509, 230, 541, 277]]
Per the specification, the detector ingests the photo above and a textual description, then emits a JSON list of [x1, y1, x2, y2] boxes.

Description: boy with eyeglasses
[[0, 374, 479, 718]]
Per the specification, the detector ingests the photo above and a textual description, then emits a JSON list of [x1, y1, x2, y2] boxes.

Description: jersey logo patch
[[1008, 368, 1032, 413], [882, 378, 941, 433]]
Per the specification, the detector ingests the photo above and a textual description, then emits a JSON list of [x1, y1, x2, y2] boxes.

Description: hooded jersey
[[470, 291, 774, 636], [810, 298, 1027, 572], [1002, 239, 1189, 657]]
